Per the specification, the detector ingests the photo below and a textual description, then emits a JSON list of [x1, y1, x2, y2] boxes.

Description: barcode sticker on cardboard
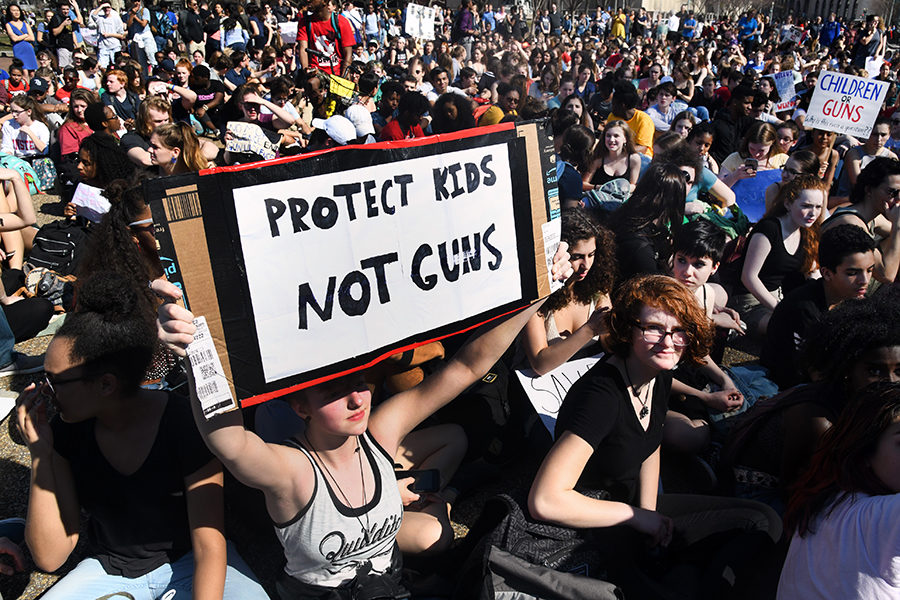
[[187, 316, 238, 419]]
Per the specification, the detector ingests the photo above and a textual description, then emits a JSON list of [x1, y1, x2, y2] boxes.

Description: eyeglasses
[[42, 373, 90, 398], [635, 323, 690, 347], [244, 103, 260, 111], [882, 186, 900, 199], [680, 170, 694, 184], [785, 168, 804, 176]]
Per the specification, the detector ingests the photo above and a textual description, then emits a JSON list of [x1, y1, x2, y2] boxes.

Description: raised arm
[[369, 243, 573, 455], [155, 281, 312, 510]]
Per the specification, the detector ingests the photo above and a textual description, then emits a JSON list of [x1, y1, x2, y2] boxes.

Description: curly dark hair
[[606, 274, 712, 366], [78, 133, 137, 187], [540, 208, 616, 316], [431, 93, 476, 134], [850, 156, 900, 205], [801, 294, 900, 386], [58, 271, 157, 392], [77, 175, 163, 326]]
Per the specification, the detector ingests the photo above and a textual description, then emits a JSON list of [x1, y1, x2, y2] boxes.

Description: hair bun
[[75, 272, 141, 322]]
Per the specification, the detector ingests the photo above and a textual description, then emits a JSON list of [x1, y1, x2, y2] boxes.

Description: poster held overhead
[[148, 122, 560, 408], [804, 71, 889, 138]]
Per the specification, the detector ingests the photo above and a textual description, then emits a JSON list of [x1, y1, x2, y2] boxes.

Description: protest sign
[[279, 21, 298, 45], [865, 56, 884, 78], [71, 182, 109, 223], [804, 71, 889, 138], [148, 122, 560, 406], [405, 4, 436, 40], [773, 70, 796, 112], [515, 354, 605, 437], [783, 25, 803, 44]]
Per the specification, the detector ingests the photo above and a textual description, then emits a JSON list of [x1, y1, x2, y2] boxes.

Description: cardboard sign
[[773, 70, 796, 112], [405, 4, 436, 40], [804, 71, 889, 138], [147, 122, 560, 406], [783, 25, 803, 44], [279, 21, 298, 45], [515, 353, 605, 437]]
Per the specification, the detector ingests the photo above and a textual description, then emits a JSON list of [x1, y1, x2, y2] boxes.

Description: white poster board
[[803, 71, 889, 138], [232, 144, 522, 382], [279, 21, 298, 45], [71, 182, 110, 223], [405, 4, 436, 40], [865, 56, 885, 78], [515, 354, 604, 437], [784, 25, 804, 44], [773, 70, 796, 112]]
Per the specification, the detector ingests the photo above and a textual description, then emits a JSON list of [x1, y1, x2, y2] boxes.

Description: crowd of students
[[0, 1, 898, 599]]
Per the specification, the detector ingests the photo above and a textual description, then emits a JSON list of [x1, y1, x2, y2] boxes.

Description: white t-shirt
[[1, 120, 49, 157], [777, 493, 900, 600]]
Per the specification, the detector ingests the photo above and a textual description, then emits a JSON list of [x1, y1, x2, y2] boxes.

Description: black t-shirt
[[119, 131, 149, 153], [611, 223, 670, 282], [49, 12, 78, 51], [741, 216, 806, 292], [51, 393, 214, 578], [102, 91, 141, 122], [761, 278, 826, 388], [555, 359, 670, 504], [193, 80, 226, 110]]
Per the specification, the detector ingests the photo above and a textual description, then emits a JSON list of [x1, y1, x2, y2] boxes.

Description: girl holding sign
[[154, 247, 574, 598]]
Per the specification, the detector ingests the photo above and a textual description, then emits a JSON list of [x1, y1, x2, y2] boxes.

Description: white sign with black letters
[[232, 144, 521, 382]]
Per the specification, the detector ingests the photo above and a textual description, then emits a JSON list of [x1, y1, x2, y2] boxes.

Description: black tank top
[[590, 154, 633, 186]]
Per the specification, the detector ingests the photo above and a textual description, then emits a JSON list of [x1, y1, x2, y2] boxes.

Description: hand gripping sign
[[804, 71, 889, 138], [147, 122, 561, 408]]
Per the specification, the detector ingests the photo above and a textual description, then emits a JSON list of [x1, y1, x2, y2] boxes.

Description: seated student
[[764, 150, 820, 212], [654, 141, 736, 218], [556, 125, 595, 207], [154, 248, 573, 598], [687, 121, 719, 174], [606, 80, 654, 156], [796, 128, 839, 188], [762, 224, 876, 389], [0, 95, 49, 159], [726, 294, 900, 512], [730, 175, 826, 337], [667, 220, 744, 453], [645, 81, 687, 133], [841, 117, 897, 192], [607, 162, 687, 281], [775, 120, 801, 155], [778, 382, 900, 599], [582, 119, 641, 193], [521, 208, 616, 375], [528, 275, 780, 597], [16, 272, 269, 600], [188, 65, 226, 137], [101, 69, 141, 130], [379, 91, 429, 141], [822, 156, 900, 283], [371, 80, 402, 135], [719, 121, 788, 189]]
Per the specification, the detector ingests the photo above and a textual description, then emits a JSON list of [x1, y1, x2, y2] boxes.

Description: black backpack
[[26, 219, 91, 275], [454, 491, 624, 600]]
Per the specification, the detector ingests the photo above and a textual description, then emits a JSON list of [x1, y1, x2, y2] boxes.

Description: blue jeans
[[40, 542, 268, 600]]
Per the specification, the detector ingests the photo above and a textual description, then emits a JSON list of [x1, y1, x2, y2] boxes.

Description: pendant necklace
[[304, 432, 372, 543], [622, 359, 651, 420]]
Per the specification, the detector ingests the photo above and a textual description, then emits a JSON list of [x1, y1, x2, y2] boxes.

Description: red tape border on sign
[[239, 302, 528, 407], [195, 121, 527, 406], [199, 122, 516, 176]]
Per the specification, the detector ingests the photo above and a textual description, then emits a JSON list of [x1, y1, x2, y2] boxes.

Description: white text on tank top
[[275, 432, 404, 587]]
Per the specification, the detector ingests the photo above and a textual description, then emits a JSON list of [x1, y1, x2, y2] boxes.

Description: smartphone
[[395, 469, 440, 493], [744, 158, 758, 172]]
